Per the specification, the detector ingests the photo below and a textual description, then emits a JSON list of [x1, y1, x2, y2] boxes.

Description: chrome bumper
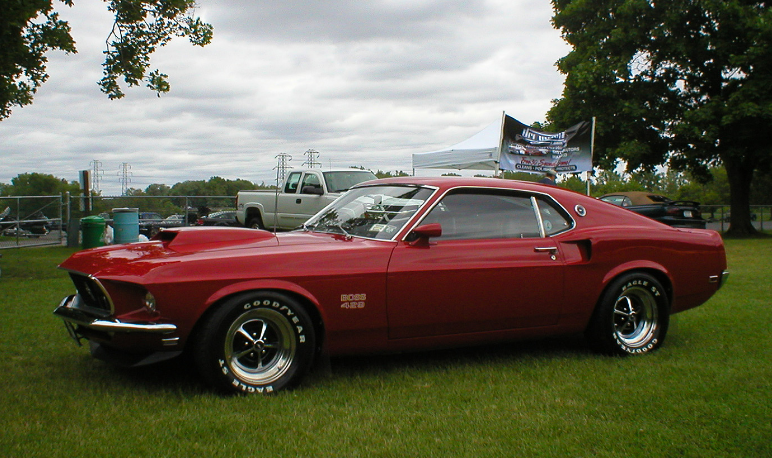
[[709, 270, 729, 290], [54, 295, 177, 345]]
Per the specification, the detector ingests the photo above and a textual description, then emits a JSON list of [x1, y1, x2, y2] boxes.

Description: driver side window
[[300, 173, 322, 194], [422, 190, 541, 240]]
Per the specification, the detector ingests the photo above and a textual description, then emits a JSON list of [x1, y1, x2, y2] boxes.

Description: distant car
[[54, 177, 727, 394], [195, 211, 239, 227], [0, 207, 50, 237], [137, 212, 164, 237], [599, 192, 706, 228]]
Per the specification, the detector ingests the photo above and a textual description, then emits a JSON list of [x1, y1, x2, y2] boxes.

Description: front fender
[[201, 278, 327, 323]]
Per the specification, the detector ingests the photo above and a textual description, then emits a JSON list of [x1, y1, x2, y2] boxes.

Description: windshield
[[323, 171, 378, 193], [303, 185, 434, 240]]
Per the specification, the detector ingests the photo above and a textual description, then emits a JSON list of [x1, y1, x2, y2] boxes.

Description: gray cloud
[[0, 0, 568, 195]]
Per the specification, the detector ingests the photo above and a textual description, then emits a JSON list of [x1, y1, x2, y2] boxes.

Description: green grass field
[[1, 241, 770, 457]]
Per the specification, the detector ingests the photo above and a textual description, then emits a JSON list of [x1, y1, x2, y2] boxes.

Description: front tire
[[194, 292, 316, 394], [586, 273, 669, 356]]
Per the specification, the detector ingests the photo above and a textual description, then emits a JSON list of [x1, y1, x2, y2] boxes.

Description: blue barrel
[[112, 208, 139, 244]]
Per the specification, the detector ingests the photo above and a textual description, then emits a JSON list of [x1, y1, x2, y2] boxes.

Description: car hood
[[59, 227, 337, 278]]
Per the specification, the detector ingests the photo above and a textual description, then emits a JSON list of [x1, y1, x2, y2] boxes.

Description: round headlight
[[143, 291, 157, 313]]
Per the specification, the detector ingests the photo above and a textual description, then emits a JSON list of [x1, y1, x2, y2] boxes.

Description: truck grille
[[69, 273, 112, 313]]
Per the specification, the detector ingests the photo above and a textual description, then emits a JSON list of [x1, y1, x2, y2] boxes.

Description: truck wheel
[[246, 216, 264, 230], [194, 292, 316, 394]]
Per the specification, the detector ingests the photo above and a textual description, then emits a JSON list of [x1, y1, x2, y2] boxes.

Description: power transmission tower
[[118, 163, 132, 196], [302, 149, 320, 168], [89, 160, 104, 194], [274, 153, 292, 186]]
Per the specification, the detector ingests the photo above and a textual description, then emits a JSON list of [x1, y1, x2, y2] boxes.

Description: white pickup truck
[[236, 168, 377, 230]]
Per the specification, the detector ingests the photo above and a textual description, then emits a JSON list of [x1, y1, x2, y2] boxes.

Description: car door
[[386, 189, 570, 339]]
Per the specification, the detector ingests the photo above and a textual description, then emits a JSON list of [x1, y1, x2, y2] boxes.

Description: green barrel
[[81, 215, 106, 249]]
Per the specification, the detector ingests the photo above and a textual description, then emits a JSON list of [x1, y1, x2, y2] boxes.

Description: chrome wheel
[[613, 287, 658, 349], [586, 273, 669, 356], [224, 308, 296, 386]]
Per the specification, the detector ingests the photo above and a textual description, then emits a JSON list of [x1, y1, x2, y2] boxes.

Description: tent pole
[[495, 111, 506, 178], [587, 117, 596, 196]]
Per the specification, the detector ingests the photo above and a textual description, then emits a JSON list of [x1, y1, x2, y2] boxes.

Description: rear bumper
[[711, 270, 730, 290]]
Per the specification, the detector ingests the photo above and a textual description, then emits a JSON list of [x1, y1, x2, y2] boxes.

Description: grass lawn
[[0, 240, 770, 457]]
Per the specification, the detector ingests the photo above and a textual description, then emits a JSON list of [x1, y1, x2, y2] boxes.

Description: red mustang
[[55, 177, 728, 394]]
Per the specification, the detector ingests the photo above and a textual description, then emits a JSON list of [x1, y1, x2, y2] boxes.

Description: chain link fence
[[1, 194, 238, 250], [701, 205, 770, 232], [0, 195, 64, 249], [1, 195, 769, 250]]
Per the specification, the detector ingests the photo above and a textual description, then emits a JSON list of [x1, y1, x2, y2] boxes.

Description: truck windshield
[[323, 171, 378, 193], [303, 185, 434, 240]]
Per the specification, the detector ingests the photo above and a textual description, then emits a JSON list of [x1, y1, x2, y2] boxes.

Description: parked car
[[599, 191, 706, 228], [137, 212, 164, 237], [195, 210, 239, 227], [54, 177, 727, 394], [0, 207, 50, 237]]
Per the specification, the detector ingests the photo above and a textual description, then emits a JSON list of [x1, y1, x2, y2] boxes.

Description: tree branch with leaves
[[0, 0, 213, 118]]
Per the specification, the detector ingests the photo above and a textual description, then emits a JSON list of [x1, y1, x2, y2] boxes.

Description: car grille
[[70, 273, 112, 313]]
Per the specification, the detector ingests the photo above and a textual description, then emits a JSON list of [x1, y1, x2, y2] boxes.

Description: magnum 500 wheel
[[586, 273, 670, 356], [195, 292, 316, 394]]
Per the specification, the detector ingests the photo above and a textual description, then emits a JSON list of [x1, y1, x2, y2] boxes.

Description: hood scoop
[[156, 227, 277, 251]]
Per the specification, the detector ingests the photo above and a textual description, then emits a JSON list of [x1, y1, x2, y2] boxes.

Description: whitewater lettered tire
[[586, 273, 670, 356], [195, 292, 316, 394]]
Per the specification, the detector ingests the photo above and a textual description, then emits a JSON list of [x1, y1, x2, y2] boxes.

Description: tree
[[549, 0, 772, 236], [5, 172, 79, 196], [0, 0, 212, 119]]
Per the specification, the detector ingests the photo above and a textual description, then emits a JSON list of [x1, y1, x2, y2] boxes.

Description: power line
[[302, 149, 320, 168], [89, 160, 104, 194], [274, 153, 293, 186], [118, 162, 132, 196]]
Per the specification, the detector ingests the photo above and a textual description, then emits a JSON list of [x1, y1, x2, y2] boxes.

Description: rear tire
[[246, 215, 264, 229], [194, 292, 316, 394], [586, 273, 669, 356]]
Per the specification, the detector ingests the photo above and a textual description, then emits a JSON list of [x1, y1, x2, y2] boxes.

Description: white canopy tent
[[411, 117, 505, 171], [412, 113, 594, 175]]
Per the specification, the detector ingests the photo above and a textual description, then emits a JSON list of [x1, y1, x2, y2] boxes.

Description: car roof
[[359, 176, 574, 194]]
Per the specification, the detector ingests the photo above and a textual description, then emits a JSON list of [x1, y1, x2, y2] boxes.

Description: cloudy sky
[[1, 0, 570, 196]]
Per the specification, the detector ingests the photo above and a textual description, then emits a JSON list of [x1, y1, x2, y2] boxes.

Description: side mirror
[[406, 223, 442, 246], [301, 185, 324, 195]]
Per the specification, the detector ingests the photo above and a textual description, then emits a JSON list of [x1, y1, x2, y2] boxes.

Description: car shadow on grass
[[312, 333, 593, 385], [62, 334, 594, 395]]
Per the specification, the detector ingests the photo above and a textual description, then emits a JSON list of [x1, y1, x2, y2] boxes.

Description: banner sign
[[498, 118, 593, 174]]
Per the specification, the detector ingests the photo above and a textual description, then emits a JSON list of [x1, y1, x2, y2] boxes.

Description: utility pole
[[302, 149, 320, 168], [118, 163, 132, 196], [89, 160, 104, 194], [274, 153, 292, 186]]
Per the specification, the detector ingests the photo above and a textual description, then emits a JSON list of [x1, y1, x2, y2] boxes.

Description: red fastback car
[[55, 177, 728, 394]]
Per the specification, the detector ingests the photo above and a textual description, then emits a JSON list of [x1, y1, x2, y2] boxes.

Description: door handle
[[296, 199, 302, 204], [535, 246, 559, 260]]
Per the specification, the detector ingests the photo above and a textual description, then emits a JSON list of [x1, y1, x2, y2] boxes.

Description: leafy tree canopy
[[548, 0, 771, 236], [4, 172, 79, 196], [0, 0, 213, 119]]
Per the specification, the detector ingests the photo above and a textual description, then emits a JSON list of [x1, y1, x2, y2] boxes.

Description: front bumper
[[54, 295, 177, 343]]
